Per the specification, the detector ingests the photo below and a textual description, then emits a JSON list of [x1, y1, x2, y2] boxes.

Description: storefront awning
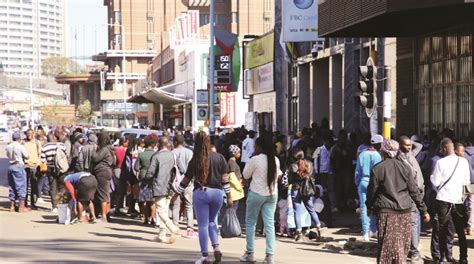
[[128, 81, 191, 106]]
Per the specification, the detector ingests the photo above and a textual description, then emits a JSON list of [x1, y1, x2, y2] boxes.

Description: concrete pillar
[[331, 54, 343, 134], [313, 58, 330, 126], [298, 63, 310, 130]]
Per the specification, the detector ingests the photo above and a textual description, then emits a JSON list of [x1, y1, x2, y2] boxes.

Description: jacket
[[366, 158, 427, 214], [78, 143, 94, 172], [397, 141, 424, 192], [463, 146, 474, 183], [144, 149, 185, 197], [91, 145, 115, 176], [134, 148, 155, 183], [288, 159, 315, 193]]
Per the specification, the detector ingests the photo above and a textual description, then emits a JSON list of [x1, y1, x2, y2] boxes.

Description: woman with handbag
[[288, 147, 322, 242]]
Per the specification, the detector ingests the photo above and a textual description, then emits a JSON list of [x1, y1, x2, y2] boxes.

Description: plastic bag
[[221, 207, 241, 238]]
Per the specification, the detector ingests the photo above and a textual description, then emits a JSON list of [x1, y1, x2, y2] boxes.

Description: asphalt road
[[0, 143, 472, 263]]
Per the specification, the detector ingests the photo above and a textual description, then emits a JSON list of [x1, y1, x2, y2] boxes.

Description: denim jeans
[[245, 191, 277, 255], [291, 189, 321, 231], [8, 164, 27, 201], [409, 207, 421, 257], [37, 173, 49, 199], [193, 187, 223, 254], [357, 179, 377, 235]]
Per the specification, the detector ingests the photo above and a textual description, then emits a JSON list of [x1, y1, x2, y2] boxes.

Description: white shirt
[[243, 154, 282, 196], [431, 155, 470, 204], [241, 137, 255, 163]]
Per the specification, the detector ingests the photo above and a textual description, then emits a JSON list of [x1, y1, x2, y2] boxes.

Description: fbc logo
[[294, 0, 314, 9]]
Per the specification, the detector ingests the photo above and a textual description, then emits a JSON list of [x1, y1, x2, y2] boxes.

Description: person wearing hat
[[354, 134, 383, 241], [367, 139, 430, 264], [70, 132, 84, 172], [6, 131, 30, 213], [228, 145, 244, 211]]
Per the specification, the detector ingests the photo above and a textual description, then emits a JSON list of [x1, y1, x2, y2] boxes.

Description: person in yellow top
[[228, 145, 244, 211], [23, 129, 42, 208]]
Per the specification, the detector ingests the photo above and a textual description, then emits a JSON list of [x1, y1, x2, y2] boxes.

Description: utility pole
[[121, 24, 127, 128], [383, 67, 392, 139], [209, 0, 215, 136], [29, 72, 34, 128]]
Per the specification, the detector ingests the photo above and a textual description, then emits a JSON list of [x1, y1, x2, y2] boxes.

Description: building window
[[232, 12, 238, 24], [200, 14, 210, 26], [216, 14, 226, 25], [115, 11, 121, 24]]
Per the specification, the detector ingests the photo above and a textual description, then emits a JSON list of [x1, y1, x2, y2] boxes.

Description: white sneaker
[[195, 256, 209, 264], [36, 197, 47, 204], [369, 231, 377, 238], [362, 234, 370, 241]]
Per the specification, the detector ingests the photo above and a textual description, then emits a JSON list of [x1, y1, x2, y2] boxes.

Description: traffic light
[[357, 57, 377, 112]]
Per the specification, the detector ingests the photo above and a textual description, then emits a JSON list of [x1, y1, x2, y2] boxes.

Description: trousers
[[436, 200, 468, 260], [155, 196, 179, 240], [172, 184, 194, 228], [8, 163, 27, 201], [245, 191, 277, 255], [193, 187, 223, 254]]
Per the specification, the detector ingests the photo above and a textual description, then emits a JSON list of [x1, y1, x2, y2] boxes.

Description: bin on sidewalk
[[57, 202, 73, 225]]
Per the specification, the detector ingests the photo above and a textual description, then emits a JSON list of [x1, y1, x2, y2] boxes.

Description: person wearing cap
[[77, 133, 97, 173], [354, 134, 383, 241], [6, 131, 30, 213], [366, 139, 430, 264]]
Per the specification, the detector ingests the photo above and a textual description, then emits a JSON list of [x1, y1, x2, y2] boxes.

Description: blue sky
[[66, 0, 107, 66]]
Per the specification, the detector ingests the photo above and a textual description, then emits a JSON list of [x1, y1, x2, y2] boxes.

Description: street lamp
[[106, 23, 127, 128]]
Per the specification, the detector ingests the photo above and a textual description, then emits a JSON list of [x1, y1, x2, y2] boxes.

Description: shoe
[[36, 197, 47, 204], [294, 233, 304, 242], [9, 201, 15, 212], [410, 254, 421, 262], [195, 256, 210, 264], [89, 217, 97, 224], [459, 258, 468, 264], [106, 213, 112, 223], [240, 252, 255, 262], [362, 234, 370, 241], [186, 228, 199, 238], [263, 255, 274, 264], [213, 250, 222, 264], [168, 231, 179, 244], [18, 200, 31, 213], [51, 207, 58, 213], [369, 231, 377, 239]]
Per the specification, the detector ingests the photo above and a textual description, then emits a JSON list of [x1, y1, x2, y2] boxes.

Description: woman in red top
[[112, 137, 127, 214]]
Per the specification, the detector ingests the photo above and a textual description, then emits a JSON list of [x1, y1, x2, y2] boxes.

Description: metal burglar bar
[[415, 27, 473, 137]]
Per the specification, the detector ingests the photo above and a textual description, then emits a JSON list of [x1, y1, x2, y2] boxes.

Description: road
[[0, 144, 472, 263]]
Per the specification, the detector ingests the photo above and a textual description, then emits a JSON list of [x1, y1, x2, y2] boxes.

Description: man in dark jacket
[[77, 134, 97, 172], [144, 137, 184, 244]]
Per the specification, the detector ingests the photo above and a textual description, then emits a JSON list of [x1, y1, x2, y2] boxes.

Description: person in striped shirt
[[41, 133, 68, 212]]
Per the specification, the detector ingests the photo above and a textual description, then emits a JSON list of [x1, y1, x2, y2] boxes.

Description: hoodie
[[463, 146, 474, 183]]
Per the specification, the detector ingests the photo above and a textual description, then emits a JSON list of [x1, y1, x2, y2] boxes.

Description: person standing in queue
[[174, 131, 232, 264]]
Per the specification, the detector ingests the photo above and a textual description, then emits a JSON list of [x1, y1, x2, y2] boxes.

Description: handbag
[[39, 162, 48, 173]]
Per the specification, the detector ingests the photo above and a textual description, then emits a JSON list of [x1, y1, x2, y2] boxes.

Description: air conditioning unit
[[292, 77, 299, 97], [114, 35, 121, 46]]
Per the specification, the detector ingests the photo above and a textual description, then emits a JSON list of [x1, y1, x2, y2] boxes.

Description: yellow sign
[[244, 32, 274, 69]]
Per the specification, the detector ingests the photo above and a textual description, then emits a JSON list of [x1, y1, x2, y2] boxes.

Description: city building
[[318, 0, 474, 138], [0, 0, 66, 77], [128, 0, 276, 129]]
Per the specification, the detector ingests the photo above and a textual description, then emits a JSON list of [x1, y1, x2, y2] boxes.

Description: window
[[216, 14, 226, 25], [200, 14, 209, 26], [232, 12, 238, 24], [115, 11, 121, 24]]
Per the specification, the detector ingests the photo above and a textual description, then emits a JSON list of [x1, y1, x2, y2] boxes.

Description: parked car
[[0, 127, 11, 144]]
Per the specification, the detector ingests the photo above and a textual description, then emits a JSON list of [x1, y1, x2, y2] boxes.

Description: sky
[[66, 0, 108, 66]]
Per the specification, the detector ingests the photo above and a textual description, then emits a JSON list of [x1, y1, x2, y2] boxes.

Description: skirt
[[77, 176, 97, 205], [139, 185, 154, 202], [96, 169, 113, 203], [377, 211, 411, 264]]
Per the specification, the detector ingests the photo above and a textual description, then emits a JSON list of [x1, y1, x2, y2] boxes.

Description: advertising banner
[[282, 0, 318, 42], [169, 10, 201, 49], [244, 32, 274, 69], [220, 92, 236, 126]]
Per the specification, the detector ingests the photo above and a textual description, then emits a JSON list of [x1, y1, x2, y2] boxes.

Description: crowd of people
[[5, 120, 473, 264]]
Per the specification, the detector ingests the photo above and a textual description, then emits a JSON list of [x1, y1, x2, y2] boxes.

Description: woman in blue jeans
[[175, 132, 232, 264], [288, 148, 322, 242], [241, 136, 282, 264]]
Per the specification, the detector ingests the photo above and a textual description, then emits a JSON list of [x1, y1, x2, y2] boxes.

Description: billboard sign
[[282, 0, 318, 42]]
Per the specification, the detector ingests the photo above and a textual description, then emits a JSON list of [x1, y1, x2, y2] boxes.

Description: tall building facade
[[0, 0, 66, 77]]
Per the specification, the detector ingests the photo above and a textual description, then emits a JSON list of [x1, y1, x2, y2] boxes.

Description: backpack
[[171, 153, 185, 192], [55, 145, 69, 174]]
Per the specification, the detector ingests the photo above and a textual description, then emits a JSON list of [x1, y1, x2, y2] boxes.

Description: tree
[[77, 100, 92, 123], [42, 56, 83, 77]]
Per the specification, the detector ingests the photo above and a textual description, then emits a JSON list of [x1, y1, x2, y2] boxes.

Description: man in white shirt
[[241, 130, 256, 168], [430, 138, 469, 263]]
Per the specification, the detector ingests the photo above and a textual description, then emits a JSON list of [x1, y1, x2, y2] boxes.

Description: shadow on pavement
[[89, 232, 151, 242], [0, 239, 200, 263], [107, 226, 157, 236]]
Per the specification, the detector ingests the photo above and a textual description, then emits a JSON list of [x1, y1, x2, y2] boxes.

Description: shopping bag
[[221, 207, 241, 238]]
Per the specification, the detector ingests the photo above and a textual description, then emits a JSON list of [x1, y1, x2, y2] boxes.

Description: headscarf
[[381, 139, 399, 158], [228, 145, 240, 157]]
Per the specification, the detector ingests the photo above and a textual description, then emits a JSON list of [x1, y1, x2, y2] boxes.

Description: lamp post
[[209, 0, 215, 136]]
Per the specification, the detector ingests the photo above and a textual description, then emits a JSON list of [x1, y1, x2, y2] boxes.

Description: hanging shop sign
[[244, 32, 274, 69], [220, 92, 236, 126], [208, 55, 232, 92], [282, 0, 318, 42], [169, 10, 200, 49], [245, 62, 274, 95], [197, 106, 208, 121]]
